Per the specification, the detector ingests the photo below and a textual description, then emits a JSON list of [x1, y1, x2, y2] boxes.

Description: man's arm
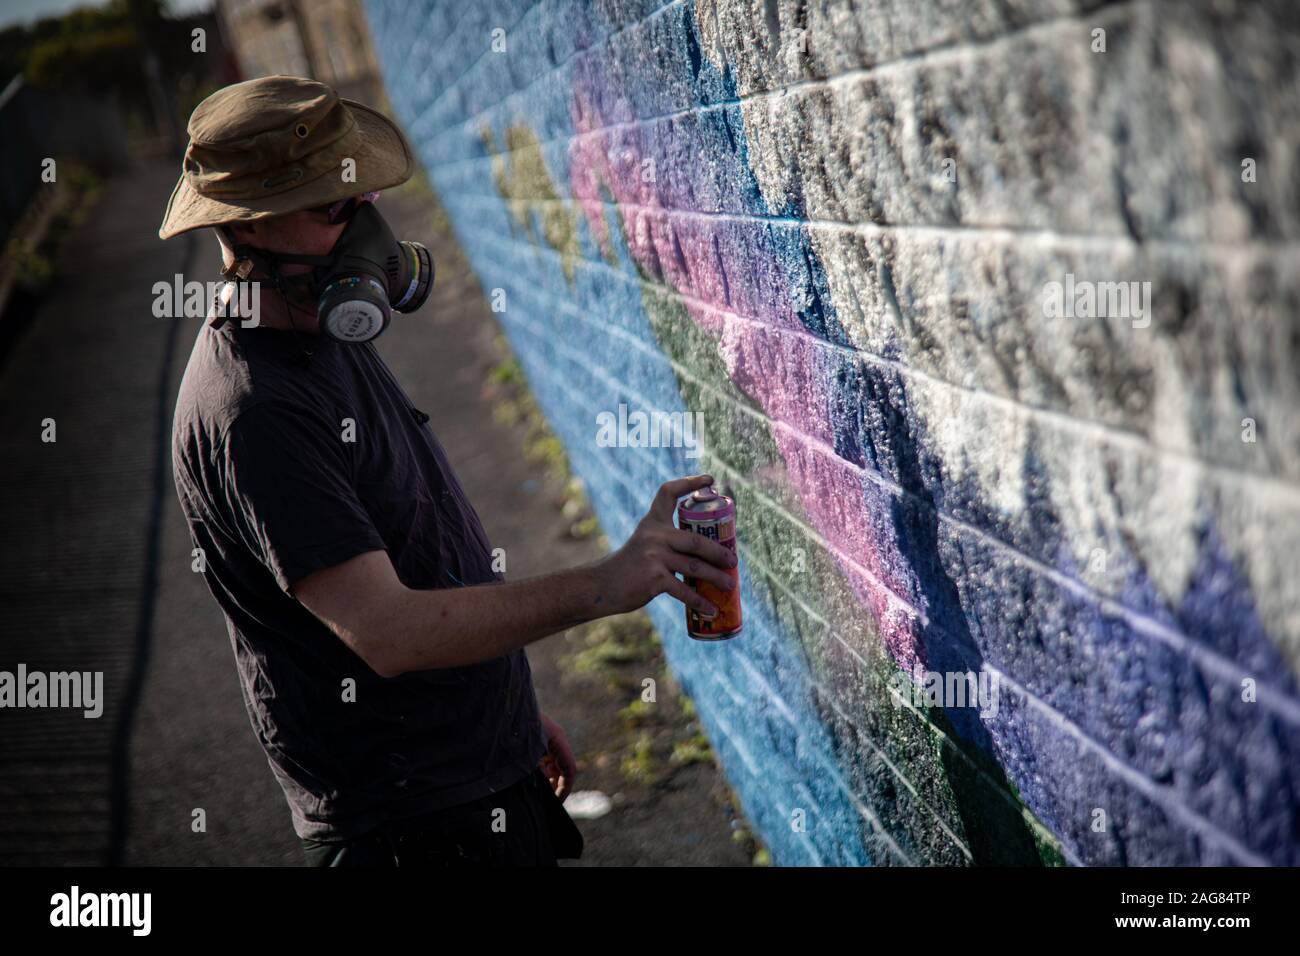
[[292, 475, 737, 677]]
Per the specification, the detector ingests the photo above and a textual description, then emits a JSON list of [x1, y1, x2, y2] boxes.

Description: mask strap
[[214, 225, 319, 363], [211, 226, 253, 329], [252, 249, 336, 268]]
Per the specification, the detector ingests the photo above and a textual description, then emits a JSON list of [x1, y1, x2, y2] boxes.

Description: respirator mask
[[218, 198, 434, 344]]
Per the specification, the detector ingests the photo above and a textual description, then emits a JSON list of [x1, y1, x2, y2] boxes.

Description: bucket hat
[[159, 75, 414, 240]]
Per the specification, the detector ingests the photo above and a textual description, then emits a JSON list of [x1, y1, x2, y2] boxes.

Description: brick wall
[[366, 0, 1300, 865]]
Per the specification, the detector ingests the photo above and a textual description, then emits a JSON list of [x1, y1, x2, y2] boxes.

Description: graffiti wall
[[366, 0, 1300, 865]]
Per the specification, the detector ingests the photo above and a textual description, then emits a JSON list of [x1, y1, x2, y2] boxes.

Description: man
[[159, 76, 736, 866]]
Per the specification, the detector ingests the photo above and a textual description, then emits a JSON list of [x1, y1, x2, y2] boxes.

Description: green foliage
[[489, 357, 522, 386], [5, 0, 139, 88], [485, 348, 578, 487], [4, 242, 54, 289], [620, 732, 657, 783], [670, 733, 714, 767], [572, 614, 658, 674], [617, 698, 653, 729], [3, 0, 216, 140], [3, 160, 102, 293], [26, 27, 143, 95]]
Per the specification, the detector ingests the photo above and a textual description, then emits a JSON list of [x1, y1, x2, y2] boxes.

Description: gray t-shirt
[[171, 320, 545, 841]]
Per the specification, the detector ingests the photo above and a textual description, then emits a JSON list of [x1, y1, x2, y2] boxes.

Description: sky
[[0, 0, 213, 31]]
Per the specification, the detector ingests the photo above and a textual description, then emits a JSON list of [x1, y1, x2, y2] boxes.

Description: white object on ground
[[563, 790, 613, 819]]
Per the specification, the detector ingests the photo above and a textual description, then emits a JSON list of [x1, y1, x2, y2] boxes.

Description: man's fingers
[[650, 474, 715, 522], [665, 576, 719, 618], [664, 552, 735, 592], [553, 737, 578, 786], [667, 527, 736, 569]]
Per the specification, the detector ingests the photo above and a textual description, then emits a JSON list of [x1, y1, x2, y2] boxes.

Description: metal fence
[[0, 76, 131, 246]]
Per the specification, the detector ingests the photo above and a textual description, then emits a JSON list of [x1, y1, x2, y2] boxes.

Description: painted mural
[[366, 0, 1300, 865]]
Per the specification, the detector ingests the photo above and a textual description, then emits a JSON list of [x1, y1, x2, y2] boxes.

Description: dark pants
[[300, 768, 583, 867]]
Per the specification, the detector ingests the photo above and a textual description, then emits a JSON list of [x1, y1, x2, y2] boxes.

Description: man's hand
[[595, 474, 737, 618], [539, 712, 577, 802]]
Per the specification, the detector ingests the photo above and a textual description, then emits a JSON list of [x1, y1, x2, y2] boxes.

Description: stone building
[[215, 0, 383, 104]]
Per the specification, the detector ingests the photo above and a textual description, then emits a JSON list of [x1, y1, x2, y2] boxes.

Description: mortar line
[[412, 0, 683, 142], [508, 357, 958, 861], [418, 0, 1140, 153], [728, 637, 937, 863], [719, 515, 1080, 867], [374, 0, 479, 117], [443, 188, 1300, 257], [406, 0, 551, 139], [474, 231, 1300, 696], [455, 216, 1300, 500], [493, 290, 1300, 730], [415, 0, 687, 141], [520, 345, 1197, 866], [693, 673, 908, 864]]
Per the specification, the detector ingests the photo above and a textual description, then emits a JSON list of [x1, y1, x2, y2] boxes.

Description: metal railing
[[0, 76, 130, 246]]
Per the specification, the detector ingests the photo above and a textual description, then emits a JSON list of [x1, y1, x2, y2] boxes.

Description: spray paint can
[[676, 486, 742, 640]]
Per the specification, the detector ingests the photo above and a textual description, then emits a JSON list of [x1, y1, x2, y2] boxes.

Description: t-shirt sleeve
[[220, 401, 387, 593]]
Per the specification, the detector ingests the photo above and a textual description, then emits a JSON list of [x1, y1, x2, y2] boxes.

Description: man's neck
[[257, 286, 321, 334], [216, 276, 321, 334]]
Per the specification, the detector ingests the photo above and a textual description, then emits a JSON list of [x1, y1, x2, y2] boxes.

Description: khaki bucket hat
[[158, 75, 414, 240]]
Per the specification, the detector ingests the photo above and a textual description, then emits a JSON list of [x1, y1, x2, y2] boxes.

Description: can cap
[[678, 486, 733, 522]]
